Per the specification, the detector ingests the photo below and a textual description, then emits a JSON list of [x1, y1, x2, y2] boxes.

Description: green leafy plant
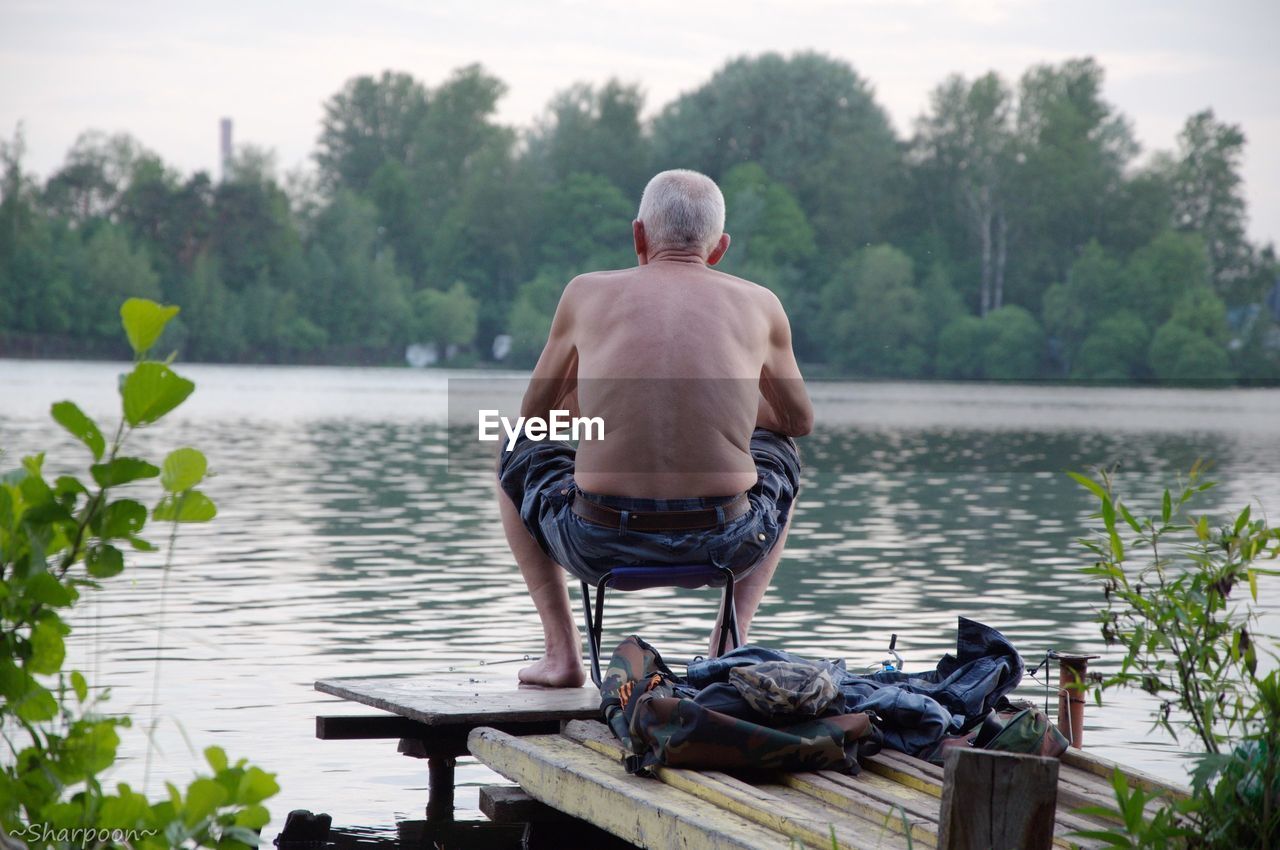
[[1071, 465, 1280, 847], [1, 299, 278, 848]]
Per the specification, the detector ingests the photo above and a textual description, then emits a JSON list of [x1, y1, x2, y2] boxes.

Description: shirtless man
[[497, 169, 813, 687]]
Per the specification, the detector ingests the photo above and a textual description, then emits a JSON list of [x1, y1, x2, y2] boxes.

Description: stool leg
[[581, 580, 602, 687], [716, 570, 741, 656]]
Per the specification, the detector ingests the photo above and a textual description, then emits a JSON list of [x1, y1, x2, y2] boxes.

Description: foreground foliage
[[1072, 466, 1280, 847], [0, 299, 278, 848]]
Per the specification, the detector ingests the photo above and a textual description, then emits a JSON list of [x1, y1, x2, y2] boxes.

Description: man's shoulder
[[707, 268, 785, 309], [563, 268, 631, 296]]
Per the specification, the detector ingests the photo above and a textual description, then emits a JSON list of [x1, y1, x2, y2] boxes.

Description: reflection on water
[[2, 360, 1278, 839]]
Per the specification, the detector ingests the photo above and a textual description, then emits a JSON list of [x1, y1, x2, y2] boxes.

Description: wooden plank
[[1061, 748, 1191, 800], [562, 719, 910, 849], [565, 718, 1104, 849], [747, 780, 917, 850], [780, 771, 937, 848], [479, 785, 574, 824], [468, 727, 797, 850], [863, 751, 945, 797], [864, 749, 1120, 842], [315, 676, 600, 725], [938, 748, 1058, 850], [316, 713, 431, 739]]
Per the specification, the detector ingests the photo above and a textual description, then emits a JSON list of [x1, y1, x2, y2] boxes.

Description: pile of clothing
[[601, 617, 1060, 776]]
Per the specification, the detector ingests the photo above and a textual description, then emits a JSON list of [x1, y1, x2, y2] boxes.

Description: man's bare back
[[522, 259, 812, 498]]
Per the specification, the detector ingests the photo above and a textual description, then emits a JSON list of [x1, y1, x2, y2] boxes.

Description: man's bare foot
[[518, 655, 586, 688]]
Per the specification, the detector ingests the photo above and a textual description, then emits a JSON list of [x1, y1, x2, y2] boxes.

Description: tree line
[[2, 53, 1278, 381]]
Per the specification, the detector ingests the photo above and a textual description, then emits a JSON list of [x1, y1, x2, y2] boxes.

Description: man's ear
[[633, 220, 648, 265], [707, 233, 731, 266]]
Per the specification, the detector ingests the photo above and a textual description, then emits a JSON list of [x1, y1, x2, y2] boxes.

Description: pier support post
[[938, 748, 1058, 850], [426, 756, 456, 822], [1051, 651, 1097, 748]]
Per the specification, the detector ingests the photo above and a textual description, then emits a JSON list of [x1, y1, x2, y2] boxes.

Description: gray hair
[[637, 169, 725, 255]]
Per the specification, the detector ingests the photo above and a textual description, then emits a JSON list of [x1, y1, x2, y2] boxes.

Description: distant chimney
[[220, 118, 233, 180]]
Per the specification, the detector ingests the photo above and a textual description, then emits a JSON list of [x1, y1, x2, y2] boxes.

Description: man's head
[[634, 169, 730, 265]]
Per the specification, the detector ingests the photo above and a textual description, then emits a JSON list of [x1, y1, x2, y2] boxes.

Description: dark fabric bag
[[986, 705, 1070, 757], [600, 635, 881, 776], [924, 700, 1069, 765]]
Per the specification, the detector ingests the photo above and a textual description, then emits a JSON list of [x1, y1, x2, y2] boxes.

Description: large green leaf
[[161, 447, 207, 493], [50, 401, 106, 460], [120, 298, 180, 356], [25, 572, 75, 607], [28, 617, 67, 674], [87, 544, 125, 578], [16, 680, 59, 722], [121, 363, 194, 427], [90, 457, 160, 488], [95, 499, 147, 539], [153, 490, 217, 523], [205, 745, 229, 773], [235, 766, 280, 805], [233, 805, 271, 830], [182, 777, 228, 827]]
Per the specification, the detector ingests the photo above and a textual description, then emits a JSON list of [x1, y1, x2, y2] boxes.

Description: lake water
[[2, 359, 1278, 839]]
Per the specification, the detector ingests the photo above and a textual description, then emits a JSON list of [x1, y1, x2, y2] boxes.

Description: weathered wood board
[[314, 675, 600, 725], [470, 720, 1141, 850], [470, 726, 900, 850]]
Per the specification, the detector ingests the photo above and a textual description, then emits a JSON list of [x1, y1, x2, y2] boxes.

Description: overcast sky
[[3, 0, 1277, 243]]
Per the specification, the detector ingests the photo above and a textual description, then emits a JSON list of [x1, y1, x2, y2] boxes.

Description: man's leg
[[709, 509, 793, 657], [498, 483, 585, 687]]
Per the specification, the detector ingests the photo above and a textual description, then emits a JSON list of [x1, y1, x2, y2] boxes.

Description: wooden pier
[[314, 675, 1188, 849]]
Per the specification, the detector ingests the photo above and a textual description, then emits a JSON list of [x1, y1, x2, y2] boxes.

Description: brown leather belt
[[571, 491, 750, 531]]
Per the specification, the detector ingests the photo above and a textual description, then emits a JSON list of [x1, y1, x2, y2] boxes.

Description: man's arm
[[758, 292, 814, 437], [521, 278, 580, 421]]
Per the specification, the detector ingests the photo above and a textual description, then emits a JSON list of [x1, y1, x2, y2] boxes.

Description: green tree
[[936, 315, 991, 379], [315, 71, 429, 194], [506, 270, 565, 365], [116, 157, 215, 299], [719, 163, 816, 274], [1125, 230, 1210, 321], [41, 130, 151, 225], [1072, 310, 1150, 380], [427, 132, 538, 345], [913, 72, 1015, 315], [72, 224, 162, 341], [0, 130, 74, 337], [1148, 320, 1233, 382], [1041, 241, 1125, 372], [539, 172, 635, 271], [822, 245, 929, 376], [531, 79, 650, 198], [181, 253, 246, 361], [982, 305, 1044, 379], [210, 159, 302, 293], [1006, 58, 1138, 305], [413, 281, 479, 358], [306, 190, 410, 349], [1173, 110, 1253, 299], [653, 52, 900, 258]]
